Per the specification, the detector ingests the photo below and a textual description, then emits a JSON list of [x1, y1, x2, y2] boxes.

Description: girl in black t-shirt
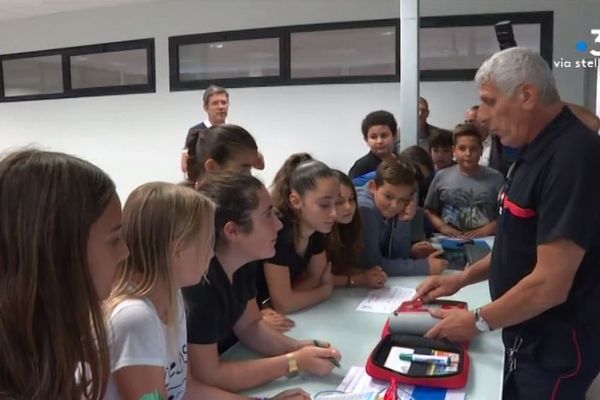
[[328, 170, 388, 289], [185, 173, 340, 397], [262, 153, 340, 314]]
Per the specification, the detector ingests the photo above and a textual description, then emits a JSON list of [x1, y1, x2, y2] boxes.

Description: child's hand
[[261, 308, 295, 332], [462, 227, 485, 239], [439, 224, 462, 237], [398, 196, 418, 222], [410, 241, 436, 259], [293, 345, 342, 375], [269, 388, 311, 400], [427, 250, 449, 275], [359, 267, 387, 288]]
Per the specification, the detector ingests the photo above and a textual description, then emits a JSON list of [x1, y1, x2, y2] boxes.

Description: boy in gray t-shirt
[[424, 124, 504, 238]]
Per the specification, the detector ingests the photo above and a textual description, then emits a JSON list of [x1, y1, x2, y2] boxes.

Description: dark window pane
[[179, 38, 279, 81], [420, 24, 541, 70], [70, 49, 148, 89], [2, 55, 63, 97], [291, 26, 396, 78]]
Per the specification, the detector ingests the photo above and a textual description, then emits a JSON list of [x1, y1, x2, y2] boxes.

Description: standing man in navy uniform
[[416, 47, 600, 399]]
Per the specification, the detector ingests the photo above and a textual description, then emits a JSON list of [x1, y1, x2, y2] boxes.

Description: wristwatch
[[474, 307, 492, 333], [285, 353, 299, 378]]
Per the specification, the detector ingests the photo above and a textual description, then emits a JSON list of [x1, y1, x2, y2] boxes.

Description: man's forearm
[[460, 253, 491, 286], [481, 268, 566, 330]]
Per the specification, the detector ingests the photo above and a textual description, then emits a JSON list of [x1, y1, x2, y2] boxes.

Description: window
[[70, 49, 149, 89], [289, 24, 397, 80], [169, 29, 284, 91], [179, 38, 280, 81], [0, 38, 155, 102], [2, 55, 63, 97], [420, 12, 553, 81]]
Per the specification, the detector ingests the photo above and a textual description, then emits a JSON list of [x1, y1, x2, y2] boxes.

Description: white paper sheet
[[356, 286, 417, 314]]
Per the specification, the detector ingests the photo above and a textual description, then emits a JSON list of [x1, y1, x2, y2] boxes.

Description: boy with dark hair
[[424, 123, 504, 239], [349, 110, 398, 180], [357, 158, 448, 276], [429, 130, 454, 172]]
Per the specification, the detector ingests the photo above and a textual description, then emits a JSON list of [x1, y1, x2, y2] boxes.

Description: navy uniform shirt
[[491, 106, 600, 335]]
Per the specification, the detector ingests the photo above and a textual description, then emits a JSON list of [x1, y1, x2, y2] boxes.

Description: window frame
[[168, 19, 400, 91], [169, 27, 287, 91], [169, 12, 552, 90], [0, 38, 155, 102]]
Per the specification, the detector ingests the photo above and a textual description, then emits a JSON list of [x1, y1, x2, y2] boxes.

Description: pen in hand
[[313, 339, 341, 368]]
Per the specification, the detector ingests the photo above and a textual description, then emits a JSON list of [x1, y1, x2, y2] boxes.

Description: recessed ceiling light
[[209, 43, 224, 49]]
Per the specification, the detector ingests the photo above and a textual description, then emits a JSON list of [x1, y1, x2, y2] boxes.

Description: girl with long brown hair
[[328, 170, 387, 289], [0, 149, 129, 400], [259, 153, 339, 314]]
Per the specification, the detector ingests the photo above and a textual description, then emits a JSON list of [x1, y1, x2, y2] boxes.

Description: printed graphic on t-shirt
[[440, 188, 494, 230], [165, 344, 187, 400]]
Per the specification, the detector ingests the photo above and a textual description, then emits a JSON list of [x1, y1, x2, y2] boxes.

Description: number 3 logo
[[591, 29, 600, 56]]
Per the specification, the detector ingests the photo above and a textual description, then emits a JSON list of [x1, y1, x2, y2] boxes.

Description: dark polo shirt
[[491, 106, 600, 335]]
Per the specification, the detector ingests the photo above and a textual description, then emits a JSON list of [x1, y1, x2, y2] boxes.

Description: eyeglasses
[[497, 159, 521, 216]]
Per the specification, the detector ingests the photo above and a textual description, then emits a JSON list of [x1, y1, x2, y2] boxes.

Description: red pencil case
[[366, 299, 470, 389]]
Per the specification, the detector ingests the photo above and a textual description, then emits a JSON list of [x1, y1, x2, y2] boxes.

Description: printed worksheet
[[336, 366, 466, 400], [356, 286, 416, 313]]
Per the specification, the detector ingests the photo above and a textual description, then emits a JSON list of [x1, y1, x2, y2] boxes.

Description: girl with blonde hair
[[105, 182, 215, 400]]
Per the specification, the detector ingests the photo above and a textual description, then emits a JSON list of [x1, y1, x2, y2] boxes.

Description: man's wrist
[[474, 307, 493, 332], [455, 271, 468, 288]]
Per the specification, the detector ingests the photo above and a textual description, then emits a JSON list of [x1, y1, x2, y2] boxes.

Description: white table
[[225, 274, 504, 400]]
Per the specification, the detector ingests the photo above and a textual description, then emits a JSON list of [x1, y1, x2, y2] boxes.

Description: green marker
[[313, 339, 341, 368]]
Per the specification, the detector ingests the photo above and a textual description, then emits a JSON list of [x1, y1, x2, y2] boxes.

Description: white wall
[[1, 0, 598, 200]]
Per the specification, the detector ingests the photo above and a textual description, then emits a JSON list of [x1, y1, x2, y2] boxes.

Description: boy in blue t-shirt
[[357, 158, 448, 276]]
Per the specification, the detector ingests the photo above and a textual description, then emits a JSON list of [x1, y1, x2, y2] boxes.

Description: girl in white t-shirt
[[104, 182, 215, 400], [104, 181, 310, 400]]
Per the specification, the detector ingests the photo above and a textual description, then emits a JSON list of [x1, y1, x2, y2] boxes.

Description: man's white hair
[[475, 47, 559, 104]]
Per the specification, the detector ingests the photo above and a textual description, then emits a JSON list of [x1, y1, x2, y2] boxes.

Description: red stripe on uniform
[[503, 198, 537, 218], [551, 328, 582, 400]]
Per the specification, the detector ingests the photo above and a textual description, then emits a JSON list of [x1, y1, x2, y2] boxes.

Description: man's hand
[[424, 308, 479, 343], [415, 274, 463, 303]]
